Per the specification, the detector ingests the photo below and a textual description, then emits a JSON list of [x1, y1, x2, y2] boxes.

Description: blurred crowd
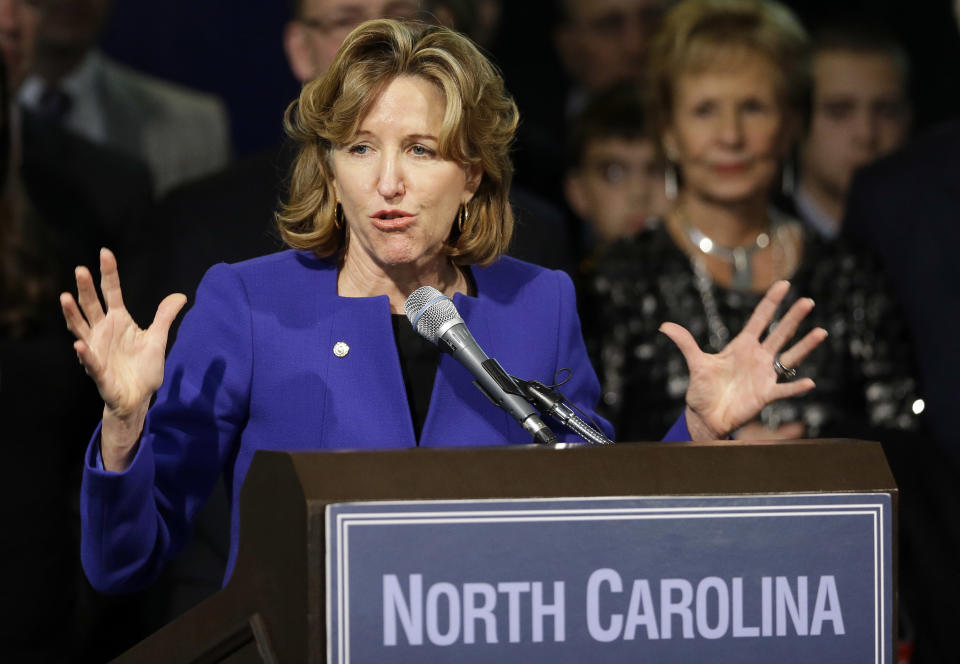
[[0, 0, 957, 662]]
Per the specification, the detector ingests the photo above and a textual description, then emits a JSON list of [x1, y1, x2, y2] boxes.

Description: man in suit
[[841, 6, 960, 661], [844, 9, 960, 485], [844, 126, 960, 663], [19, 0, 231, 194], [0, 0, 152, 252], [0, 1, 153, 661]]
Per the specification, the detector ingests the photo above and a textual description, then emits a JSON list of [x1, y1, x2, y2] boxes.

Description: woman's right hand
[[60, 248, 187, 471]]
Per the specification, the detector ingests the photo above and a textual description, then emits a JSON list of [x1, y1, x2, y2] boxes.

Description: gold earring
[[334, 203, 344, 230], [458, 204, 469, 233]]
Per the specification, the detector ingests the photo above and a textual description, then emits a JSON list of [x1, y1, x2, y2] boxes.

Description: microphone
[[404, 286, 558, 445], [513, 378, 614, 445]]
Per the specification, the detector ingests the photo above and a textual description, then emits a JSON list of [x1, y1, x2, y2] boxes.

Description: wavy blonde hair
[[646, 0, 810, 143], [277, 19, 519, 266]]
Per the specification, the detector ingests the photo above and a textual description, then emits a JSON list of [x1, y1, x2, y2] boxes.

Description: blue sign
[[326, 494, 891, 663]]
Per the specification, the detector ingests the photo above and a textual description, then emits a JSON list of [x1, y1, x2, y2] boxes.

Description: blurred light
[[911, 399, 925, 415]]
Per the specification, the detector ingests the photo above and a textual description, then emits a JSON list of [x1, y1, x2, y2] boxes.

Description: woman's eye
[[742, 99, 769, 114], [347, 144, 370, 155], [410, 144, 433, 157], [692, 102, 715, 117]]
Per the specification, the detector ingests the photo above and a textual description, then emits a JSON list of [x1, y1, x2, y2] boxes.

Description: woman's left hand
[[659, 280, 827, 442]]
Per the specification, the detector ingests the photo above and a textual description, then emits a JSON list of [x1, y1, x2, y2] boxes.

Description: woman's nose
[[376, 153, 405, 200], [718, 108, 745, 146]]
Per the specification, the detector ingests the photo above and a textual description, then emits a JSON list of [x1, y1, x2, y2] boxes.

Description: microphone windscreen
[[404, 286, 461, 343]]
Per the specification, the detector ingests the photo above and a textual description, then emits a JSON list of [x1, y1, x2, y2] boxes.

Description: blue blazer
[[81, 251, 686, 593]]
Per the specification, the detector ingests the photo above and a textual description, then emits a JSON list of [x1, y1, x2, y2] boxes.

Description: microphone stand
[[513, 377, 614, 446]]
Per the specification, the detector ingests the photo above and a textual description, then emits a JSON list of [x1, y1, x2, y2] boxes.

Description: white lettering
[[660, 578, 694, 639], [623, 579, 659, 640], [532, 581, 565, 642], [463, 583, 497, 644], [383, 574, 422, 646], [776, 576, 808, 636], [732, 577, 759, 637], [497, 581, 530, 643], [695, 577, 730, 639], [810, 576, 845, 635], [586, 568, 623, 642], [382, 571, 843, 646], [425, 582, 460, 646], [761, 576, 773, 637]]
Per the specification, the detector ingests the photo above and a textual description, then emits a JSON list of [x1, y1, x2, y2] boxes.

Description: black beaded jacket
[[586, 220, 923, 442]]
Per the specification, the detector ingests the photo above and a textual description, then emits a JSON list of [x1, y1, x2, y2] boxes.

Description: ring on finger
[[773, 356, 798, 380]]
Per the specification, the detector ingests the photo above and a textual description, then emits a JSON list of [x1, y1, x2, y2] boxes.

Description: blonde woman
[[61, 19, 822, 595], [591, 0, 919, 443]]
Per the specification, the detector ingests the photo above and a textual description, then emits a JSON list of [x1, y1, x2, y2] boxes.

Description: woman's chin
[[370, 246, 440, 271], [697, 183, 775, 207]]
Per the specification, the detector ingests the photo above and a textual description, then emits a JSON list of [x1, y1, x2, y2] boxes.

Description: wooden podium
[[111, 439, 897, 663]]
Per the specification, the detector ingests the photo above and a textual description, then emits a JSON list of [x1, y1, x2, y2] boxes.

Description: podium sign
[[108, 441, 897, 664], [327, 493, 891, 664]]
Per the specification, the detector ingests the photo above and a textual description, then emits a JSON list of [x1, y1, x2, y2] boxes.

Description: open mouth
[[372, 210, 416, 229], [374, 210, 413, 220]]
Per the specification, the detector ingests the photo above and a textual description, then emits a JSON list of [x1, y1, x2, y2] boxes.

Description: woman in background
[[590, 0, 921, 443]]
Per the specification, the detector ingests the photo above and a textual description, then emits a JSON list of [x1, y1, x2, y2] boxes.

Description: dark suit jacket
[[844, 121, 960, 463], [124, 142, 290, 325], [844, 121, 960, 664], [81, 52, 231, 195], [4, 110, 153, 662], [20, 109, 154, 257]]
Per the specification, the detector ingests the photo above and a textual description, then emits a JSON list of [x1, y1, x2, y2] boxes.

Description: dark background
[[99, 0, 960, 158]]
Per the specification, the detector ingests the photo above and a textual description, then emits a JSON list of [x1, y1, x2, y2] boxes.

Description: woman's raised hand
[[60, 248, 186, 470], [659, 281, 827, 442]]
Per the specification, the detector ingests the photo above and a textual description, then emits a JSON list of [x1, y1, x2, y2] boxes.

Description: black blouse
[[391, 314, 440, 442]]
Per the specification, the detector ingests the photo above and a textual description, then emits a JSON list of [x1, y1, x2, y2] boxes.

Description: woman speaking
[[61, 19, 823, 594]]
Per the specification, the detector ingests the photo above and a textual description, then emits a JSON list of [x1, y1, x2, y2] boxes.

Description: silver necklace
[[691, 257, 731, 352], [689, 220, 795, 352], [683, 222, 770, 292]]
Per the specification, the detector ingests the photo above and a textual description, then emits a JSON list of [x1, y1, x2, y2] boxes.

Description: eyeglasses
[[298, 3, 422, 39], [298, 15, 365, 36]]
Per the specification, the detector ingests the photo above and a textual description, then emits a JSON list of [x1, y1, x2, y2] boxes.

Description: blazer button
[[333, 341, 350, 358]]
